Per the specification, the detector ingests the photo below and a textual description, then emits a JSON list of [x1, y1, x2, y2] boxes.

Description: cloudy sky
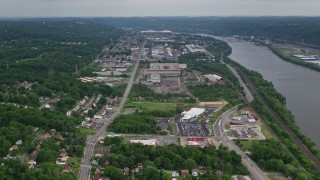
[[1, 0, 320, 17]]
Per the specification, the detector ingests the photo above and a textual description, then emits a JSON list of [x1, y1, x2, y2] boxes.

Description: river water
[[224, 38, 320, 147]]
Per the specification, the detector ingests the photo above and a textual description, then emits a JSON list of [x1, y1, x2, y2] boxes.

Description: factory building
[[144, 63, 187, 82], [185, 44, 206, 53], [146, 73, 161, 83]]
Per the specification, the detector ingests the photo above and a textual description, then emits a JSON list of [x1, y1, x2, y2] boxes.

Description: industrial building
[[181, 108, 205, 121], [145, 63, 187, 76], [145, 63, 187, 82], [165, 47, 173, 60], [185, 44, 206, 53], [146, 73, 161, 83], [293, 55, 319, 61]]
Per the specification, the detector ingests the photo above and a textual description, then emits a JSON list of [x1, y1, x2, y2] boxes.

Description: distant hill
[[92, 16, 320, 47]]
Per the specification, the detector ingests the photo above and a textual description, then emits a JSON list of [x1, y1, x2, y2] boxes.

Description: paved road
[[214, 107, 269, 180], [79, 41, 145, 180], [206, 49, 267, 179], [223, 63, 254, 103]]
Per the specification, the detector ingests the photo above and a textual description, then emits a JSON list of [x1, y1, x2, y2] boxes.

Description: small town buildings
[[91, 159, 99, 166], [172, 172, 180, 178], [27, 160, 36, 169], [191, 169, 199, 177], [181, 170, 189, 176], [94, 168, 102, 179], [123, 167, 130, 175], [9, 145, 18, 151], [61, 165, 72, 173], [15, 140, 23, 145]]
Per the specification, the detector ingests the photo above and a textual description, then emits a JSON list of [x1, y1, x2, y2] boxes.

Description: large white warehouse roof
[[181, 108, 205, 121]]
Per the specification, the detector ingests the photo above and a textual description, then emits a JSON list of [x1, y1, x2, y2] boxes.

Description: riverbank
[[225, 38, 320, 148], [224, 57, 320, 177], [267, 44, 320, 72]]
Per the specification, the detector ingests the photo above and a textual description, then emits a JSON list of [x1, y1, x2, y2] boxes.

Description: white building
[[130, 139, 158, 146], [204, 74, 223, 82], [181, 108, 205, 121], [147, 73, 161, 83]]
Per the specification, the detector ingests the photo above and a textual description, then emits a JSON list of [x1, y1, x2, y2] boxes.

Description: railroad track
[[232, 64, 320, 171]]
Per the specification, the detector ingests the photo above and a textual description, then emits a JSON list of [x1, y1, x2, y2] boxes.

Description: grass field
[[79, 128, 97, 135], [171, 123, 178, 135], [125, 101, 177, 112], [238, 141, 255, 151], [226, 131, 233, 137], [69, 157, 81, 174], [260, 125, 276, 139], [273, 43, 320, 56]]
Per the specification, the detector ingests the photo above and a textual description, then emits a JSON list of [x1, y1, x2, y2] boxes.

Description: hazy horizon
[[1, 0, 320, 17]]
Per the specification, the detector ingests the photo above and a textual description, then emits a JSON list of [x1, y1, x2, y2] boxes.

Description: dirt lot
[[198, 101, 228, 110]]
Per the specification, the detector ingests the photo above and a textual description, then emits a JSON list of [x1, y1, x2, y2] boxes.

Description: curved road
[[206, 49, 267, 179], [79, 41, 145, 180]]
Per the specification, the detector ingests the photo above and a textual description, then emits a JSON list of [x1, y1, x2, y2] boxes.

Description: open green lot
[[273, 43, 320, 56], [260, 125, 276, 139], [69, 157, 81, 174], [79, 128, 97, 135], [171, 123, 178, 135], [125, 101, 177, 112]]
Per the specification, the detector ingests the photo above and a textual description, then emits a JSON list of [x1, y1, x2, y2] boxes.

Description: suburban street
[[79, 41, 145, 180]]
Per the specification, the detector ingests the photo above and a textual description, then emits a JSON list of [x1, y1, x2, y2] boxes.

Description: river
[[224, 37, 320, 147]]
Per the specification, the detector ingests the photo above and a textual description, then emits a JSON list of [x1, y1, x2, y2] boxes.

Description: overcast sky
[[1, 0, 320, 17]]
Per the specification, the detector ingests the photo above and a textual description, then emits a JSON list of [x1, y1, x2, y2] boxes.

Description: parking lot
[[229, 125, 265, 140], [177, 121, 211, 137]]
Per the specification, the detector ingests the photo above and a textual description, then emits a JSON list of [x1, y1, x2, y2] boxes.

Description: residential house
[[61, 165, 73, 173]]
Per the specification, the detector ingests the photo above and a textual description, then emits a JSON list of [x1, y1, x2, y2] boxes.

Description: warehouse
[[181, 108, 205, 121], [185, 44, 206, 53], [144, 63, 187, 81]]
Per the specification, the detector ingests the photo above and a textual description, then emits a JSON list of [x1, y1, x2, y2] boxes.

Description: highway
[[78, 40, 145, 180], [214, 107, 269, 180], [223, 62, 254, 103], [207, 49, 267, 179]]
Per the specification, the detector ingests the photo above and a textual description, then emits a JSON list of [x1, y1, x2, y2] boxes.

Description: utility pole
[[7, 63, 9, 69], [75, 65, 78, 73]]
